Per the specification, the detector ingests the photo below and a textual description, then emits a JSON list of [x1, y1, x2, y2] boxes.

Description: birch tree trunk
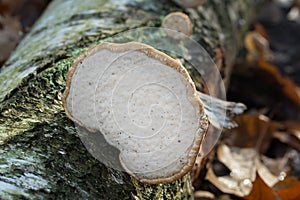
[[0, 0, 264, 199]]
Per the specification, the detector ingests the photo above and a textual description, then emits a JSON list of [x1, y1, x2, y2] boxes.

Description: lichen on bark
[[132, 175, 193, 200]]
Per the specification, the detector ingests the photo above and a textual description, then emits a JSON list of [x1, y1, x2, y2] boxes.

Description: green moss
[[132, 175, 192, 200], [0, 118, 135, 199], [0, 58, 67, 144]]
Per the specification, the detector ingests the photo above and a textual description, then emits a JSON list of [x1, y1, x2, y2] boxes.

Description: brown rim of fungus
[[62, 42, 208, 184], [162, 12, 193, 40]]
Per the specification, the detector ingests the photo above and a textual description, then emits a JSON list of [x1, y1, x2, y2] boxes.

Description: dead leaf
[[209, 153, 300, 199], [257, 59, 300, 110], [283, 120, 300, 146], [243, 174, 276, 200], [244, 25, 273, 62], [206, 144, 279, 197], [254, 23, 269, 41], [273, 131, 300, 152], [225, 113, 281, 153], [284, 120, 300, 133], [194, 190, 215, 200], [244, 174, 300, 200], [277, 181, 300, 200], [261, 154, 290, 179], [274, 176, 299, 190]]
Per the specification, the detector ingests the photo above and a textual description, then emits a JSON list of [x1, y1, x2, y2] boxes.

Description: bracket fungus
[[162, 12, 193, 40], [63, 42, 209, 184]]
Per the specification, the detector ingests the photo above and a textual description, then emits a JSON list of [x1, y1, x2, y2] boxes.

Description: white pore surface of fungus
[[63, 42, 208, 184]]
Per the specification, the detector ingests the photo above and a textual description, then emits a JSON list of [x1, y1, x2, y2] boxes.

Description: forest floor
[[194, 1, 300, 199]]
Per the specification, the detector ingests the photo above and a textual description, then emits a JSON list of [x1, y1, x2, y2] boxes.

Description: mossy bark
[[0, 0, 264, 199]]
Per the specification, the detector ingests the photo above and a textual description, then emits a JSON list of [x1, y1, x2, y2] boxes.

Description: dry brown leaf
[[261, 154, 290, 179], [274, 176, 299, 190], [284, 120, 300, 132], [283, 120, 300, 146], [225, 113, 281, 153], [257, 59, 300, 110], [244, 23, 272, 62], [194, 190, 215, 200], [277, 181, 300, 200], [273, 131, 300, 152], [243, 174, 276, 200], [242, 22, 300, 111], [207, 144, 300, 199], [244, 174, 300, 200], [254, 23, 269, 41], [244, 30, 273, 62], [206, 144, 279, 197]]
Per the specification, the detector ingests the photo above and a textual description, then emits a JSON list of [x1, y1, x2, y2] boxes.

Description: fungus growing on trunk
[[63, 42, 209, 184], [162, 12, 193, 40]]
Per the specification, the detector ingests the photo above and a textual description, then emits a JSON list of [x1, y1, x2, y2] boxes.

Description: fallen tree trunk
[[0, 0, 264, 199]]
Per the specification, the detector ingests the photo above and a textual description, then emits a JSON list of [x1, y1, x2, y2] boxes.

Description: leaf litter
[[193, 0, 300, 199]]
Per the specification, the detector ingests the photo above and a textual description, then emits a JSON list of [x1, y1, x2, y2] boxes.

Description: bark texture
[[0, 0, 263, 199]]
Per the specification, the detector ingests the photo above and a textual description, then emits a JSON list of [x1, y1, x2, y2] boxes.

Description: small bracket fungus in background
[[63, 42, 209, 184], [162, 12, 193, 40]]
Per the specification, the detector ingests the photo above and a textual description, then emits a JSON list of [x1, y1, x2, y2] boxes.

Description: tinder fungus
[[63, 42, 208, 184], [162, 12, 193, 40]]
